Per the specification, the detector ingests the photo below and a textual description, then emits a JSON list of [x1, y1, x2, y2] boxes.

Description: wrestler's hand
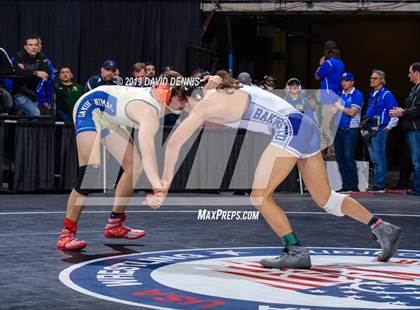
[[144, 190, 167, 209], [203, 75, 222, 90]]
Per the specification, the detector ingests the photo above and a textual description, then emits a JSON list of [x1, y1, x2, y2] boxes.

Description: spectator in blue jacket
[[315, 40, 346, 104], [333, 73, 364, 192], [365, 69, 399, 192], [315, 40, 346, 157]]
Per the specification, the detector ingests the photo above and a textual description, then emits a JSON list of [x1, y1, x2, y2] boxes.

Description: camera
[[360, 118, 378, 143], [361, 126, 378, 143]]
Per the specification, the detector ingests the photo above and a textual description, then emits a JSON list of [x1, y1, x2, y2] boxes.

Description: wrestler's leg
[[250, 144, 298, 237], [102, 126, 143, 213], [298, 152, 401, 262], [297, 152, 372, 224], [102, 126, 145, 239], [250, 145, 312, 268], [57, 131, 101, 250], [66, 131, 101, 221]]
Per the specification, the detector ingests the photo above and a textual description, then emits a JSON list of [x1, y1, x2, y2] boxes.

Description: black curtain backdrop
[[57, 124, 79, 190], [0, 0, 201, 83], [13, 122, 55, 191]]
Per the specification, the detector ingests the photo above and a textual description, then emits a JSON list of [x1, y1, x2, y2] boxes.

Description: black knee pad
[[74, 165, 101, 196]]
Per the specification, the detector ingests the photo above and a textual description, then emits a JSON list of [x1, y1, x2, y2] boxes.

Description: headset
[[285, 78, 302, 93], [183, 71, 209, 101], [154, 71, 209, 111], [184, 85, 204, 101], [154, 83, 186, 115], [154, 83, 174, 105]]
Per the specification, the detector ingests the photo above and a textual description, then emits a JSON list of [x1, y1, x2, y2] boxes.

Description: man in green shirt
[[54, 66, 84, 122]]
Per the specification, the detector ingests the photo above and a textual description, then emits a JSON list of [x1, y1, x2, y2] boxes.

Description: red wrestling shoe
[[56, 228, 87, 251], [103, 213, 145, 239]]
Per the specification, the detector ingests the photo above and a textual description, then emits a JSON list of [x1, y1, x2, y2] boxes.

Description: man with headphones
[[56, 71, 222, 251]]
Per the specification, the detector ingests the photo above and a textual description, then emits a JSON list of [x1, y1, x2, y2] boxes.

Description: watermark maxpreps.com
[[197, 209, 260, 221]]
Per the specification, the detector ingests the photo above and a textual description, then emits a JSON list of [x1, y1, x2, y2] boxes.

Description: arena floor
[[1, 192, 419, 310]]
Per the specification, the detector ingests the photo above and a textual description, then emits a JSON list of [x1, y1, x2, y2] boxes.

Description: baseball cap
[[341, 72, 355, 81], [102, 60, 118, 70], [323, 40, 337, 51]]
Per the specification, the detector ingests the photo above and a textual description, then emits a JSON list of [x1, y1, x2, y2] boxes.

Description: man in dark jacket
[[390, 62, 420, 196], [86, 60, 118, 90], [12, 35, 50, 116]]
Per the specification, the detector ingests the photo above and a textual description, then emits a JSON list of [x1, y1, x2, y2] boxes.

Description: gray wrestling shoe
[[260, 246, 312, 269], [372, 221, 402, 262]]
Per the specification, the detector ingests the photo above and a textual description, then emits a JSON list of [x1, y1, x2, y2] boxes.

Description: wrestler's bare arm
[[161, 106, 207, 188], [135, 107, 162, 190], [142, 104, 209, 208]]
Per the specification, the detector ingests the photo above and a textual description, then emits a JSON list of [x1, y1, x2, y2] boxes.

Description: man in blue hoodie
[[315, 40, 346, 103], [315, 40, 346, 157]]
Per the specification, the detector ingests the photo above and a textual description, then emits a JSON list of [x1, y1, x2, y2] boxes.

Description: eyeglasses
[[370, 77, 380, 80]]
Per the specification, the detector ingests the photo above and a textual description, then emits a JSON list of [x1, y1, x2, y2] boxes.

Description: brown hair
[[216, 69, 229, 79], [158, 70, 187, 100], [23, 35, 40, 45], [133, 62, 146, 73], [218, 75, 241, 91], [215, 69, 241, 90]]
